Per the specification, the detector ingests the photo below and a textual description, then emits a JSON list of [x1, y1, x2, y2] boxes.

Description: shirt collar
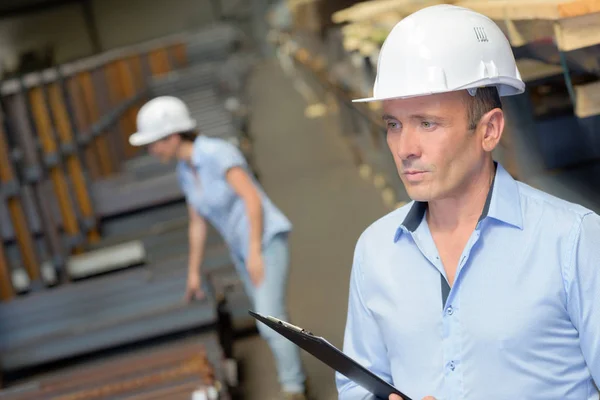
[[394, 162, 523, 242]]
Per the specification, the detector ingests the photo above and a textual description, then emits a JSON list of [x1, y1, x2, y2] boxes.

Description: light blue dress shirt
[[336, 162, 600, 400], [177, 136, 292, 260]]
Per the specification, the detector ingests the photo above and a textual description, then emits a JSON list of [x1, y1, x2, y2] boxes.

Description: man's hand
[[247, 250, 265, 287], [389, 395, 436, 400], [184, 271, 205, 302]]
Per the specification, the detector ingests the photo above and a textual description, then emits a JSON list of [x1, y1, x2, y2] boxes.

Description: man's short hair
[[465, 86, 502, 130]]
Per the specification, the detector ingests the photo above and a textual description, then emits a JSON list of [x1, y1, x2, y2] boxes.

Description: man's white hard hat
[[129, 96, 197, 146], [354, 4, 525, 103]]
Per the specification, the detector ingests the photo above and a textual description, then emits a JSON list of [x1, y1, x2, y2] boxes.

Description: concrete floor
[[233, 59, 391, 399]]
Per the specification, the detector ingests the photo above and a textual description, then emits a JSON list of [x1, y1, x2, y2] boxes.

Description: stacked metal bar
[[0, 333, 229, 400]]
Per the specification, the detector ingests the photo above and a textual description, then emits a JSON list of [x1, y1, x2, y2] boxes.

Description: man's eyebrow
[[382, 113, 445, 120], [411, 114, 449, 123]]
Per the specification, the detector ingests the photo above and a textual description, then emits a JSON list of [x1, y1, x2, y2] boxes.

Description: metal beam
[[0, 0, 80, 19]]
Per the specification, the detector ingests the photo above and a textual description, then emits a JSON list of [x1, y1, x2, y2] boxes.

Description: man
[[336, 4, 599, 400]]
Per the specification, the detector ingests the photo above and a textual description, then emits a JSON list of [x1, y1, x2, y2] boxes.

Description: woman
[[129, 96, 307, 400]]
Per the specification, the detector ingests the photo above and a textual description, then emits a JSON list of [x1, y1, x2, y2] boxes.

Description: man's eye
[[421, 121, 435, 129], [387, 121, 400, 129]]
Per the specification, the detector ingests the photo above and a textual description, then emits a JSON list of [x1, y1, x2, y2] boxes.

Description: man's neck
[[426, 161, 496, 232]]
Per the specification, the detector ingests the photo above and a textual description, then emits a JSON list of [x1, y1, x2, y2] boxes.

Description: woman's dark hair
[[178, 130, 199, 142]]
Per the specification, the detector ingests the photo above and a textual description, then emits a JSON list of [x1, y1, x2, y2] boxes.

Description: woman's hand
[[247, 250, 265, 287], [185, 271, 205, 302]]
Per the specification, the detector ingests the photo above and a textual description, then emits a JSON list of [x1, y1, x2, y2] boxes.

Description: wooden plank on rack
[[574, 80, 600, 118], [332, 0, 444, 23], [455, 0, 600, 50], [455, 0, 600, 20], [558, 0, 600, 17], [553, 12, 600, 51], [47, 82, 101, 244], [516, 58, 564, 82]]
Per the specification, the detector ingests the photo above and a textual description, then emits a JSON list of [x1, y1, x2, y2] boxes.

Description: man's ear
[[480, 108, 504, 153]]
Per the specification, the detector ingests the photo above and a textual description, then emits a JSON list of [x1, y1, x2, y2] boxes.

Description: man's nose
[[395, 127, 421, 160]]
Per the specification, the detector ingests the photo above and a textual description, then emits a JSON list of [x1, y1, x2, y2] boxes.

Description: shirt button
[[447, 306, 454, 315]]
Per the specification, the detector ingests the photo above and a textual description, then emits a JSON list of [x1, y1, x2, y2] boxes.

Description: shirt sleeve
[[206, 139, 247, 177], [566, 211, 600, 385], [336, 234, 393, 400]]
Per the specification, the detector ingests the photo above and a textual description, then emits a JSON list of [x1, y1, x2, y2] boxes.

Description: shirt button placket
[[443, 298, 461, 399]]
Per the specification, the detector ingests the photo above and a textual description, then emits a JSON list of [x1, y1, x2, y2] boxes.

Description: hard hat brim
[[128, 120, 197, 147], [351, 79, 526, 103]]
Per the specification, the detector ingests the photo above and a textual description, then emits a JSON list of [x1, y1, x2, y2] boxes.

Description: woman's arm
[[226, 166, 264, 286], [186, 203, 208, 301]]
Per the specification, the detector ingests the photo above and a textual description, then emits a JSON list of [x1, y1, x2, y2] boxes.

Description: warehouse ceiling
[[0, 0, 80, 18]]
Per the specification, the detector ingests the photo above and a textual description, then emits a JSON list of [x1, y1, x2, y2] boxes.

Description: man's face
[[383, 90, 496, 202], [148, 134, 180, 163]]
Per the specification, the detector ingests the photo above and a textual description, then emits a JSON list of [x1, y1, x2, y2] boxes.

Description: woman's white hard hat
[[129, 96, 197, 146], [354, 4, 526, 103]]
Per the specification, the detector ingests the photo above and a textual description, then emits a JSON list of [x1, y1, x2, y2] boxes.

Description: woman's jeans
[[231, 232, 306, 393]]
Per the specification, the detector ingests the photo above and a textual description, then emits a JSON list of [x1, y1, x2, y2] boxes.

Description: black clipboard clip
[[248, 310, 412, 400]]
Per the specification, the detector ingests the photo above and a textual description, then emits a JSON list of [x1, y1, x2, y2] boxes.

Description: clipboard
[[248, 310, 411, 400]]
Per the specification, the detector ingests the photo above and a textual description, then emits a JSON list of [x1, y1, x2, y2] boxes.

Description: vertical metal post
[[28, 78, 83, 256], [4, 88, 63, 280], [0, 238, 14, 301], [65, 75, 102, 181], [169, 42, 188, 69], [78, 70, 116, 176], [93, 63, 126, 164], [47, 74, 101, 244], [558, 50, 577, 109], [116, 59, 140, 157], [148, 48, 172, 77]]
